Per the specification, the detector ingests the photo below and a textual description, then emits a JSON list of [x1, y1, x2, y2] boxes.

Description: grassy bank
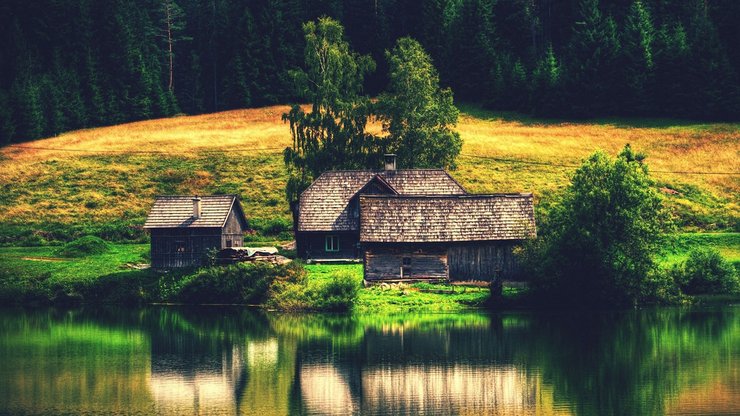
[[0, 105, 737, 245], [2, 232, 735, 309]]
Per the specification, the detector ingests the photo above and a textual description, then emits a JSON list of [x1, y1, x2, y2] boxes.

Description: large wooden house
[[360, 194, 535, 282], [295, 155, 536, 281], [144, 195, 248, 269], [296, 155, 465, 261]]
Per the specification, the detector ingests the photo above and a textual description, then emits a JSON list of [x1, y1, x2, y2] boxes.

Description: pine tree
[[0, 90, 16, 143], [158, 0, 190, 93], [531, 44, 563, 116], [621, 0, 655, 115], [565, 0, 621, 116]]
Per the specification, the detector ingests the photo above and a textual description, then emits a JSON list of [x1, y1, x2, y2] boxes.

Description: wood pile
[[217, 247, 291, 265]]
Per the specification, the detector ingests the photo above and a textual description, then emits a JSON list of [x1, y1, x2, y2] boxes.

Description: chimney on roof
[[384, 154, 396, 171], [192, 196, 202, 218]]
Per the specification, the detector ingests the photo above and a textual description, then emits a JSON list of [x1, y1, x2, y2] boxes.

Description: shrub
[[55, 236, 111, 257], [251, 217, 293, 236], [268, 269, 359, 312], [311, 271, 360, 312], [175, 262, 301, 304], [671, 248, 739, 295]]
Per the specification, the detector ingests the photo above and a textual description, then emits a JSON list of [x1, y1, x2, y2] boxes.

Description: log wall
[[364, 244, 447, 281], [447, 242, 519, 281]]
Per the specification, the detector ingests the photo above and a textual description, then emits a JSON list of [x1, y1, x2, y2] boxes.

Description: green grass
[[304, 264, 490, 312], [0, 243, 149, 285], [658, 233, 740, 267]]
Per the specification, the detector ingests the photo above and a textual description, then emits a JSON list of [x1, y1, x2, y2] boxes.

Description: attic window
[[325, 235, 339, 252]]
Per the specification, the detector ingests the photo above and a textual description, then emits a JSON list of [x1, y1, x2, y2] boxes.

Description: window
[[226, 239, 232, 248], [174, 240, 186, 253], [402, 257, 412, 277], [325, 235, 339, 252]]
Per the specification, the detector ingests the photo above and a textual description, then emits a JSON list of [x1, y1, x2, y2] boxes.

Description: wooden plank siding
[[221, 210, 245, 248], [298, 231, 360, 260], [364, 244, 447, 281], [447, 242, 519, 281], [150, 228, 222, 269]]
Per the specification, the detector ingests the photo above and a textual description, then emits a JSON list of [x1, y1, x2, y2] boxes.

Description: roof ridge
[[360, 193, 533, 198]]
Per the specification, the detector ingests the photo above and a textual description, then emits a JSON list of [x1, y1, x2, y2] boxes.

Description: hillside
[[0, 104, 738, 244]]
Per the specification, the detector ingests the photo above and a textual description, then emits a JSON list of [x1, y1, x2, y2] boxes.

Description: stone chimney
[[192, 196, 202, 218], [384, 154, 397, 171]]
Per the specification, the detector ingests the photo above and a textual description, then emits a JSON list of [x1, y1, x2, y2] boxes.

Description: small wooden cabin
[[296, 155, 466, 261], [144, 195, 248, 269], [360, 194, 536, 282]]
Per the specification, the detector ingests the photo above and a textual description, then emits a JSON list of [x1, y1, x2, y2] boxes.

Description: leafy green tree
[[525, 145, 670, 306], [376, 37, 461, 169], [282, 17, 377, 206]]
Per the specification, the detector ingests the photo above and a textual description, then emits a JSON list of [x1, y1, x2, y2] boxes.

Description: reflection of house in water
[[147, 329, 249, 415], [294, 320, 572, 416]]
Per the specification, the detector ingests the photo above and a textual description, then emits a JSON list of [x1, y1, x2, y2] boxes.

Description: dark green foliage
[[55, 236, 111, 258], [376, 38, 461, 169], [1, 0, 739, 145], [671, 248, 739, 295], [524, 145, 670, 306], [566, 0, 621, 116], [174, 262, 298, 304]]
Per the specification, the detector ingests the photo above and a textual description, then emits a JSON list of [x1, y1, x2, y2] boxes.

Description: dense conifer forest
[[1, 0, 739, 144]]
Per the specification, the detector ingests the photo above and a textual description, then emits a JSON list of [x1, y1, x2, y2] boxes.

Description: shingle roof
[[143, 195, 246, 229], [359, 194, 536, 243], [298, 170, 467, 232]]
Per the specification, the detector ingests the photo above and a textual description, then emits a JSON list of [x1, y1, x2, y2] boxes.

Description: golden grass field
[[0, 104, 738, 235]]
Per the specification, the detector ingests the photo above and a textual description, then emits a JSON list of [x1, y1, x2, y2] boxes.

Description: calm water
[[0, 306, 738, 416]]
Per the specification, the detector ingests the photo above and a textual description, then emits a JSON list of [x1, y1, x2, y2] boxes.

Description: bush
[[268, 269, 359, 312], [249, 217, 293, 237], [55, 236, 111, 257], [671, 248, 739, 295], [174, 262, 302, 304], [522, 146, 672, 306]]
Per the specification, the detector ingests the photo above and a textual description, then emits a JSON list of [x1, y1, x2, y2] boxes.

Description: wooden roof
[[298, 170, 466, 232], [143, 195, 247, 229], [359, 194, 536, 243]]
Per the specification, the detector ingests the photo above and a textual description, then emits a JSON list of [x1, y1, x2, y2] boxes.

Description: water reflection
[[0, 306, 738, 415]]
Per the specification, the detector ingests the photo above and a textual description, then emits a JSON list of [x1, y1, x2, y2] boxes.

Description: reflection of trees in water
[[1, 306, 737, 416], [513, 308, 740, 416]]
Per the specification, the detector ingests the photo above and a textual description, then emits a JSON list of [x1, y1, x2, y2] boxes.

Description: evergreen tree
[[565, 0, 621, 116], [531, 44, 564, 116], [621, 0, 655, 115], [376, 37, 462, 169]]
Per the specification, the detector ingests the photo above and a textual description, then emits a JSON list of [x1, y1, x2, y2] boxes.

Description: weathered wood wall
[[364, 244, 447, 281], [297, 231, 360, 260], [447, 242, 519, 281], [221, 210, 245, 248], [150, 228, 222, 268]]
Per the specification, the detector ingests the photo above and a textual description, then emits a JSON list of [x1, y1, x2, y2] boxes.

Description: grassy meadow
[[0, 104, 738, 245]]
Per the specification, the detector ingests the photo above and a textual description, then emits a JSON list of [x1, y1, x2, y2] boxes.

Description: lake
[[0, 306, 738, 415]]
